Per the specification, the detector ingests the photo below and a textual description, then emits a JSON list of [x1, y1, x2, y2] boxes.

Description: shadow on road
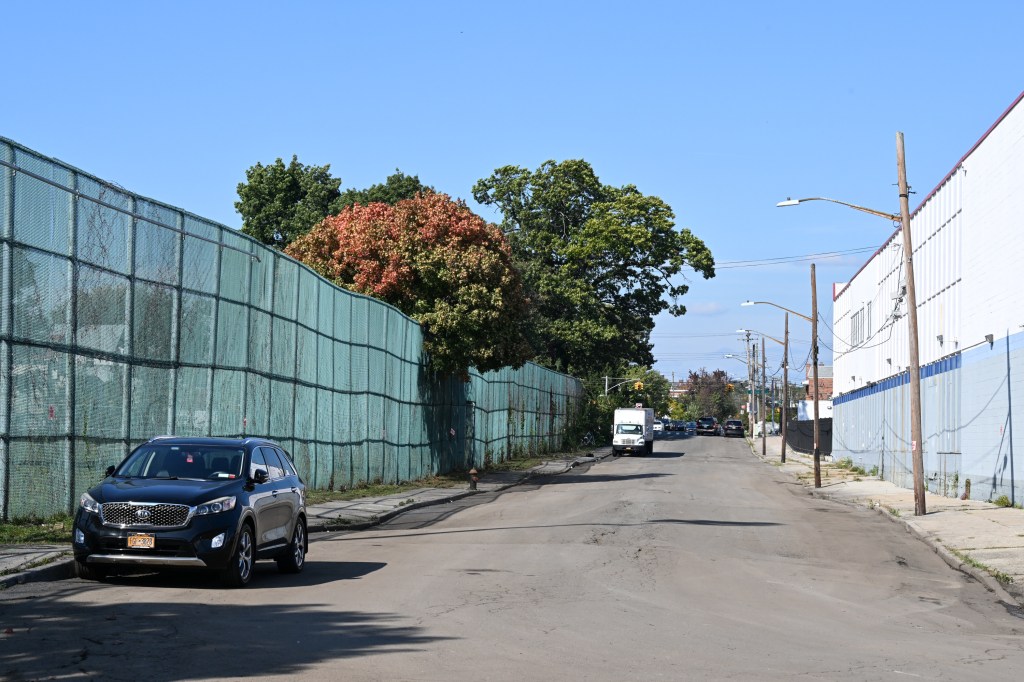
[[647, 518, 783, 527], [92, 560, 387, 590], [0, 580, 451, 681]]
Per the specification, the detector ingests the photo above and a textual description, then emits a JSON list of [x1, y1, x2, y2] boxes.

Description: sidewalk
[[750, 434, 1024, 607], [0, 448, 612, 589]]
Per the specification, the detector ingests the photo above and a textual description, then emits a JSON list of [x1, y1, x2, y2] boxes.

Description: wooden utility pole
[[761, 336, 767, 457], [745, 331, 753, 432], [781, 312, 789, 463], [897, 132, 926, 516], [811, 263, 821, 488]]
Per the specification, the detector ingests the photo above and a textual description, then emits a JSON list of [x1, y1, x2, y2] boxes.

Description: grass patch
[[887, 507, 901, 517], [306, 473, 467, 505], [0, 514, 74, 545], [305, 456, 550, 505], [950, 548, 1015, 584], [483, 455, 549, 472]]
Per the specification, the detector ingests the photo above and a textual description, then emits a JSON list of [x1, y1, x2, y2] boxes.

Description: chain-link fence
[[0, 137, 583, 520]]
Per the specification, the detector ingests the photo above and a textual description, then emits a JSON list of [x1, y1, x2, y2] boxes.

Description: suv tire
[[221, 524, 255, 588], [74, 558, 109, 581], [277, 520, 307, 574]]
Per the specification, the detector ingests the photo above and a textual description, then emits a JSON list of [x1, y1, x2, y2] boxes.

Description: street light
[[776, 197, 899, 222], [742, 278, 821, 487], [778, 133, 925, 516], [738, 323, 790, 463]]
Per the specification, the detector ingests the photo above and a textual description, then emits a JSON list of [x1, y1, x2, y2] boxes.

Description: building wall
[[831, 93, 1023, 502]]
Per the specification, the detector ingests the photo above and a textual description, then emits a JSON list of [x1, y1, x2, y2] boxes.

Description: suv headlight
[[195, 496, 237, 516], [80, 492, 101, 514]]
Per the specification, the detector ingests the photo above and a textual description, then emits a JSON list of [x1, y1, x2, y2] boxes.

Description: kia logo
[[136, 508, 151, 520]]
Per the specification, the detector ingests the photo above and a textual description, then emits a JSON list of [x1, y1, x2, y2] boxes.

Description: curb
[[0, 554, 75, 590], [310, 454, 599, 533]]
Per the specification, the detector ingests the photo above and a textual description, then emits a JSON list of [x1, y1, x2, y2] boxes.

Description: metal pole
[[761, 336, 767, 458], [812, 263, 821, 488], [781, 313, 789, 463], [897, 132, 926, 515]]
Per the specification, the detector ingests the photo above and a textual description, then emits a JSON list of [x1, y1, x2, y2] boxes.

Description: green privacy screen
[[0, 137, 584, 520]]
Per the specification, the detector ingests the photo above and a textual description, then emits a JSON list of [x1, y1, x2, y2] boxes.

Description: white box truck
[[612, 407, 654, 456]]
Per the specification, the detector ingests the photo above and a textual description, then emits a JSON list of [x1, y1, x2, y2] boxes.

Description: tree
[[235, 156, 342, 247], [473, 160, 715, 374], [285, 193, 533, 379], [683, 368, 735, 421], [336, 169, 433, 209]]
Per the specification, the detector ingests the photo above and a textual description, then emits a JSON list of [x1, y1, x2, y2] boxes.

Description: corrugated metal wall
[[830, 93, 1024, 503]]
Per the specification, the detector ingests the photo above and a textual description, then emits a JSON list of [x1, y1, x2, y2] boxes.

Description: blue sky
[[3, 1, 1021, 385]]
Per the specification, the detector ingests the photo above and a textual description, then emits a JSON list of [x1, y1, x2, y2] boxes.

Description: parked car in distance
[[653, 420, 664, 435], [72, 436, 308, 588], [696, 417, 720, 435], [723, 419, 745, 437], [684, 421, 697, 434]]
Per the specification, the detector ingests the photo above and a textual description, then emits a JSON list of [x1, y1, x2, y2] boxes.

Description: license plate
[[128, 533, 155, 549]]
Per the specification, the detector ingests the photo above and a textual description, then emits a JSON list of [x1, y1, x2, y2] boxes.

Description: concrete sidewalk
[[0, 448, 611, 589], [751, 434, 1024, 606]]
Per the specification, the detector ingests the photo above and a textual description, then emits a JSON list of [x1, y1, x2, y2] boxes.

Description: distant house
[[804, 363, 833, 400]]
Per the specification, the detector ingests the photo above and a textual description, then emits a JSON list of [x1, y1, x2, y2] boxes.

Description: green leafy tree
[[285, 193, 533, 379], [684, 368, 735, 421], [235, 156, 342, 247], [473, 160, 715, 374], [337, 169, 433, 209]]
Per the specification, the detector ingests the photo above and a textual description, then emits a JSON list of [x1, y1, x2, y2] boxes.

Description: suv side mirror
[[105, 465, 116, 477], [252, 469, 269, 484]]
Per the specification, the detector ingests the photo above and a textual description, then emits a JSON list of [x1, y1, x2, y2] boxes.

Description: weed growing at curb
[[887, 507, 901, 517], [950, 548, 1015, 584]]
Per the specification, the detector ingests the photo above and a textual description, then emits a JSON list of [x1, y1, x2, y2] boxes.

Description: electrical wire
[[711, 245, 881, 270]]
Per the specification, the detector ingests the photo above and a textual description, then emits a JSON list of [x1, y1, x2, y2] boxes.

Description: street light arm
[[737, 328, 785, 346], [741, 300, 813, 323], [776, 197, 899, 222]]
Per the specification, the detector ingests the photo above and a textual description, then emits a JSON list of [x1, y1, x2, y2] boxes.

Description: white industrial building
[[832, 91, 1024, 502]]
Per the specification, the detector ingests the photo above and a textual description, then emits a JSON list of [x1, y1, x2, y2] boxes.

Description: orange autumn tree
[[286, 193, 534, 379]]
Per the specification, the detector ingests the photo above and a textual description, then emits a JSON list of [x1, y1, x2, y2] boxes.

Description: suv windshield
[[117, 444, 246, 481]]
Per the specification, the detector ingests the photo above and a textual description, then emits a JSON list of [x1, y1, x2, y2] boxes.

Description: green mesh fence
[[0, 137, 584, 520]]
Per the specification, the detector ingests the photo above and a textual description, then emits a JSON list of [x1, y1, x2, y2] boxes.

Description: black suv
[[695, 417, 720, 435], [723, 419, 745, 438], [72, 436, 307, 587]]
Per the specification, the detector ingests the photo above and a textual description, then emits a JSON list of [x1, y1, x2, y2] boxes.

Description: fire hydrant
[[469, 468, 479, 490]]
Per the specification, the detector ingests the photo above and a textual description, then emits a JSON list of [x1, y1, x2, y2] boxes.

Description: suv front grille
[[101, 502, 192, 529]]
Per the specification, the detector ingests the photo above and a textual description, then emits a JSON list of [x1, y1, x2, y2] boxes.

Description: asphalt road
[[3, 433, 1024, 681]]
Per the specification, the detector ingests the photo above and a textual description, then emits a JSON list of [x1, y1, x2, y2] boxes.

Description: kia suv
[[72, 436, 307, 587]]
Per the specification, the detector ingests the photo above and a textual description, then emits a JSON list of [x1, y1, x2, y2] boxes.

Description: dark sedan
[[723, 419, 745, 438]]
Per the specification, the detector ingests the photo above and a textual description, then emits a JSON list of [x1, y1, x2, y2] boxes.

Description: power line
[[710, 245, 881, 270]]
